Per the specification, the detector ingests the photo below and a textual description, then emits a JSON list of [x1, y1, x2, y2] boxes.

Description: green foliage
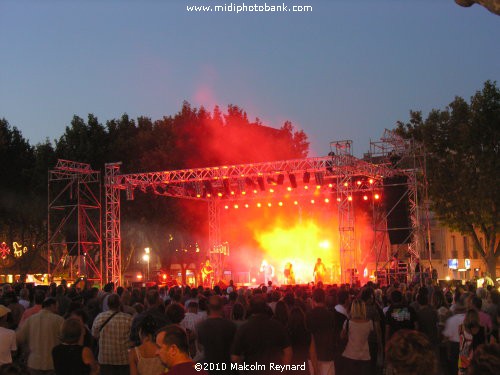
[[396, 81, 500, 274]]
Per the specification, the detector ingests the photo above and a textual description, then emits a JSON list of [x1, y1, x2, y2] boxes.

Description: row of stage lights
[[223, 193, 381, 210], [198, 179, 379, 200]]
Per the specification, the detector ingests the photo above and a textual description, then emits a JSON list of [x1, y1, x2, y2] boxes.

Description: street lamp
[[143, 250, 150, 281]]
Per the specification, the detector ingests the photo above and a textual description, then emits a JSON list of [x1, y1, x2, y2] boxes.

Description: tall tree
[[395, 81, 500, 278]]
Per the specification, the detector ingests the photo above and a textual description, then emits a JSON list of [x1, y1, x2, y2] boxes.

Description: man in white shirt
[[0, 305, 17, 365], [443, 299, 466, 375]]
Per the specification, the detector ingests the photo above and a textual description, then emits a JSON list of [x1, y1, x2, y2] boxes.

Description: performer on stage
[[201, 258, 214, 288], [313, 257, 326, 284], [283, 262, 295, 285], [260, 259, 275, 286]]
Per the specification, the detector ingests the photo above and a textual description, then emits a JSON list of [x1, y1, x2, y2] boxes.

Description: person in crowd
[[3, 292, 24, 330], [52, 318, 99, 375], [385, 289, 417, 340], [0, 305, 16, 366], [341, 299, 373, 375], [306, 288, 335, 375], [166, 303, 185, 324], [18, 290, 44, 327], [223, 291, 237, 320], [272, 300, 289, 327], [91, 293, 132, 375], [55, 285, 71, 317], [232, 295, 292, 374], [128, 315, 165, 375], [467, 342, 500, 375], [385, 329, 437, 375], [230, 302, 246, 329], [129, 289, 169, 346], [416, 291, 438, 344], [156, 325, 208, 375], [443, 296, 467, 375], [457, 309, 487, 374], [470, 295, 492, 335], [283, 262, 295, 285], [18, 289, 30, 310], [196, 296, 237, 374], [16, 297, 64, 375], [287, 306, 311, 374], [360, 287, 384, 374]]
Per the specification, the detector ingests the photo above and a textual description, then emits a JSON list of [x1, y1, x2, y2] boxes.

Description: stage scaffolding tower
[[48, 160, 102, 285], [105, 163, 122, 286]]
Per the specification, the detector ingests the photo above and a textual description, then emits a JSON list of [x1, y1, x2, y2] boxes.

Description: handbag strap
[[99, 311, 119, 333]]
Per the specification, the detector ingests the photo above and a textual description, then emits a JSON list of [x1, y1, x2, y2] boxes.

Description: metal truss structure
[[368, 129, 427, 281], [104, 135, 425, 285], [48, 160, 102, 285]]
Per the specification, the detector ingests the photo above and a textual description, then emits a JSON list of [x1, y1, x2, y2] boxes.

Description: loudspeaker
[[383, 175, 411, 245]]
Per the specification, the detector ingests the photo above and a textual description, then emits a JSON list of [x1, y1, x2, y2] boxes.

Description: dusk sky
[[1, 0, 499, 158]]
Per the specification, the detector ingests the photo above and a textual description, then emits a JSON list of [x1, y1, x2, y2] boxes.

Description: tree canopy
[[0, 103, 309, 275], [395, 80, 500, 277]]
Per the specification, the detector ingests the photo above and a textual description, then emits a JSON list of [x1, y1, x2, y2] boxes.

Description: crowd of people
[[0, 276, 499, 375]]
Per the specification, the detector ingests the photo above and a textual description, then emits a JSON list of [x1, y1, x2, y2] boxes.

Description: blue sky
[[1, 0, 499, 157]]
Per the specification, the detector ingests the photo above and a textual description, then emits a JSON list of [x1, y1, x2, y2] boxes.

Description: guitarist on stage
[[201, 258, 214, 288]]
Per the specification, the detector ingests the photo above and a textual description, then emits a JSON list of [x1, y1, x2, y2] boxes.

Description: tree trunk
[[486, 253, 497, 280]]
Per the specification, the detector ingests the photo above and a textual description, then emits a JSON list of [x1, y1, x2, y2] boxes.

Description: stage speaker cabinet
[[383, 175, 411, 245]]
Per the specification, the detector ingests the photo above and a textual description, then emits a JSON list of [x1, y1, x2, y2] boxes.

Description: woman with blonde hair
[[340, 298, 373, 375], [457, 309, 486, 374]]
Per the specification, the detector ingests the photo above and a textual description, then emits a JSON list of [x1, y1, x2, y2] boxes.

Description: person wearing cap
[[0, 305, 16, 365], [16, 297, 64, 374]]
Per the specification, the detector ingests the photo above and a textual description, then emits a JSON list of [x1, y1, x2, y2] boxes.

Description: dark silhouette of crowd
[[0, 277, 499, 375]]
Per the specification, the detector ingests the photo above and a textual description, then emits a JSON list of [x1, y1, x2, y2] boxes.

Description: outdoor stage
[[48, 130, 428, 286]]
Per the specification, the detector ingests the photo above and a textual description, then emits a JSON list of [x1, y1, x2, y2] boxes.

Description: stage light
[[231, 191, 235, 195], [363, 195, 368, 201], [328, 183, 333, 188], [374, 193, 380, 200], [257, 203, 262, 208], [294, 200, 298, 205], [311, 199, 315, 204], [241, 191, 246, 195], [204, 181, 214, 195], [369, 179, 374, 184], [269, 188, 275, 193], [356, 180, 362, 185], [287, 187, 292, 192], [245, 177, 256, 187], [278, 201, 283, 206], [244, 204, 249, 208], [126, 186, 135, 201], [289, 173, 298, 188], [337, 197, 341, 202], [268, 202, 272, 207], [207, 193, 212, 198], [253, 189, 258, 194], [196, 194, 201, 198], [218, 192, 223, 197], [304, 186, 309, 190], [303, 172, 310, 183], [316, 185, 321, 189], [234, 204, 239, 209], [223, 179, 231, 195], [324, 198, 330, 203], [343, 182, 348, 187], [257, 177, 265, 191], [348, 196, 353, 201], [277, 174, 284, 185], [267, 176, 277, 185], [162, 274, 167, 280], [314, 172, 324, 186], [224, 205, 229, 209], [319, 240, 330, 249]]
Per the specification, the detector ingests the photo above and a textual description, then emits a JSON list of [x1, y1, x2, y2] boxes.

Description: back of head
[[338, 290, 349, 305], [248, 295, 269, 316], [468, 343, 500, 375], [350, 299, 367, 320], [60, 318, 83, 344], [208, 295, 223, 314], [166, 303, 185, 324], [386, 330, 437, 375], [391, 290, 403, 304], [42, 297, 57, 309], [159, 324, 189, 354], [312, 288, 326, 304], [145, 289, 160, 307], [107, 293, 121, 310], [139, 315, 158, 339], [103, 282, 114, 293]]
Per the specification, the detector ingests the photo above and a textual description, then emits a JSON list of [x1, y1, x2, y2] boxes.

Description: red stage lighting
[[324, 198, 330, 203], [257, 203, 262, 207], [363, 195, 368, 201], [224, 205, 229, 209], [293, 200, 298, 205], [278, 201, 283, 206], [267, 202, 272, 207], [241, 191, 247, 195], [311, 199, 315, 204], [348, 196, 353, 201], [357, 180, 362, 185], [288, 173, 298, 188], [374, 193, 380, 200], [234, 204, 239, 209], [269, 188, 275, 193], [244, 204, 249, 208], [287, 187, 292, 192], [369, 179, 374, 184]]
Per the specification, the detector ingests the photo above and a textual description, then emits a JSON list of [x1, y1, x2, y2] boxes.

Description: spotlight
[[267, 176, 277, 185], [303, 172, 311, 184], [234, 204, 239, 209], [363, 195, 368, 201], [348, 196, 353, 201], [267, 203, 272, 207], [257, 203, 262, 208], [244, 204, 249, 208], [314, 172, 324, 186], [224, 205, 229, 209], [223, 179, 231, 195], [287, 187, 292, 192], [374, 193, 380, 200], [203, 181, 214, 196], [277, 174, 284, 185], [311, 199, 315, 204], [278, 201, 283, 206], [293, 200, 298, 205], [288, 173, 298, 188], [324, 198, 330, 203]]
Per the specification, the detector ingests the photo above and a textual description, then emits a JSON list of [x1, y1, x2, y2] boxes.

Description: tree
[[395, 81, 500, 278]]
